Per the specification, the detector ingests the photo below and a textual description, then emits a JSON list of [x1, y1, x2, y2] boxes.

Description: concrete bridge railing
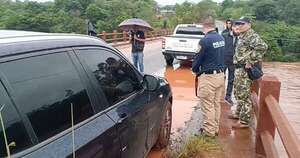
[[251, 75, 300, 158]]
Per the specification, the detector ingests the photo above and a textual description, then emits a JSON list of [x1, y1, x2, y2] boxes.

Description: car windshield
[[176, 26, 204, 35]]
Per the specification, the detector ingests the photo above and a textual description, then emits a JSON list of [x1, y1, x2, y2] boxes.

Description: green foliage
[[86, 4, 108, 24], [218, 0, 300, 61], [219, 0, 300, 26], [283, 0, 300, 25], [254, 0, 279, 22], [253, 21, 300, 61], [0, 0, 159, 34], [167, 0, 220, 27]]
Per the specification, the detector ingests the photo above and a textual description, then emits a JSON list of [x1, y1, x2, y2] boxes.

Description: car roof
[[0, 30, 112, 58], [176, 24, 203, 28]]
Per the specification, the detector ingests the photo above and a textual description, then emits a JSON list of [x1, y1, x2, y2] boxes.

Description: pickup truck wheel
[[164, 55, 174, 66], [154, 101, 172, 149]]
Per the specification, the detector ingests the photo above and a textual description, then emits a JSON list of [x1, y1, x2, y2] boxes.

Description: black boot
[[225, 96, 233, 105]]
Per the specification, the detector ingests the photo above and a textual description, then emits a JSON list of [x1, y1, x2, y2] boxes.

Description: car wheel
[[164, 55, 174, 66], [154, 101, 172, 149]]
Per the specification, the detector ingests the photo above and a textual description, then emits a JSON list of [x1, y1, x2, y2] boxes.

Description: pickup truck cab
[[162, 24, 205, 65]]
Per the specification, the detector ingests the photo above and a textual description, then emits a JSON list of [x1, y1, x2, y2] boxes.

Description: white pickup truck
[[162, 24, 205, 65]]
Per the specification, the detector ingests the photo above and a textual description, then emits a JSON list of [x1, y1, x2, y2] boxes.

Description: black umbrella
[[118, 18, 153, 32]]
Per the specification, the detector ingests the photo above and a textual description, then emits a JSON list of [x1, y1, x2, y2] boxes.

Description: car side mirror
[[143, 75, 159, 91]]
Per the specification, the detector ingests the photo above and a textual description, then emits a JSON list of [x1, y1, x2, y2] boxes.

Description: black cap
[[234, 16, 251, 24]]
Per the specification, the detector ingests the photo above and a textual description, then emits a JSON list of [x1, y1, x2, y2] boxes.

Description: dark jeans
[[224, 64, 235, 98]]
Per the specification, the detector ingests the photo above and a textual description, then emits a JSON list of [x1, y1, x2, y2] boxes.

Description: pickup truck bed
[[163, 35, 202, 61]]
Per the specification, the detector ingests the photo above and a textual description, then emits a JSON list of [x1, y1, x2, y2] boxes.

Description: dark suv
[[0, 30, 172, 158]]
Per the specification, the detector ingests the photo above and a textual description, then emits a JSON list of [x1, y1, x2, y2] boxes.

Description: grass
[[168, 135, 224, 158]]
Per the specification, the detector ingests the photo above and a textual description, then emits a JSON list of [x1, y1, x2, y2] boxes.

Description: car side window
[[0, 83, 32, 157], [76, 49, 141, 106], [0, 52, 94, 142]]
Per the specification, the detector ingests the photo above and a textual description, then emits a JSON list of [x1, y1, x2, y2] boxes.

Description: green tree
[[221, 0, 234, 13], [86, 4, 108, 23], [283, 0, 300, 25], [254, 0, 279, 22]]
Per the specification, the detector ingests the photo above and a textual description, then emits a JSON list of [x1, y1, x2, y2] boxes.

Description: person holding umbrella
[[130, 30, 146, 72], [119, 18, 153, 72]]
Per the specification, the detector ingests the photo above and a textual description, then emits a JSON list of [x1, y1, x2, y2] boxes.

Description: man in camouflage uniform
[[230, 17, 268, 128]]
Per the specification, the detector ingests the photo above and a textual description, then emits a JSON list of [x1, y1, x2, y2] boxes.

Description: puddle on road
[[164, 63, 200, 133], [148, 62, 204, 158]]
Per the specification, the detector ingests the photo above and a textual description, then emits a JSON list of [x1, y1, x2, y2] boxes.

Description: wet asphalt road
[[116, 40, 167, 75]]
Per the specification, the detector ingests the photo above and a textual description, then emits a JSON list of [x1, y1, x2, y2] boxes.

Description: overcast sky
[[27, 0, 224, 5]]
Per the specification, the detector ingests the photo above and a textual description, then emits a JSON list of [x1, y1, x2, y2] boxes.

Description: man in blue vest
[[192, 16, 225, 137]]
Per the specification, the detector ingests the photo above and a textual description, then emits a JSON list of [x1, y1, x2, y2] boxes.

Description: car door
[[67, 51, 121, 158], [74, 47, 150, 158], [0, 50, 120, 158], [144, 84, 167, 148], [0, 82, 33, 157]]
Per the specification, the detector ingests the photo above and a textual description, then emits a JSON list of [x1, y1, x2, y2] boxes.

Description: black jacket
[[221, 29, 235, 65], [131, 31, 145, 53]]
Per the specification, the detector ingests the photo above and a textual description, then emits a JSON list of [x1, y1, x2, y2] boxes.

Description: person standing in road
[[192, 16, 225, 137], [131, 30, 146, 72], [230, 17, 268, 128], [222, 19, 236, 105]]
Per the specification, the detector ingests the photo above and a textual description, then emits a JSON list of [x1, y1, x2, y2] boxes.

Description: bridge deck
[[218, 102, 262, 158]]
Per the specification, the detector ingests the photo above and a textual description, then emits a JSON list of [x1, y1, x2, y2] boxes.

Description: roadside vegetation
[[167, 135, 224, 158], [0, 0, 161, 33], [0, 0, 299, 61]]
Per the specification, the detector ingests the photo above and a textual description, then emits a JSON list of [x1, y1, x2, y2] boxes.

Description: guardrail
[[251, 75, 300, 158], [98, 29, 173, 44]]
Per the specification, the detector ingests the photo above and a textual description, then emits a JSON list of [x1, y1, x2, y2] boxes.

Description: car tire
[[154, 101, 172, 149], [164, 55, 174, 66]]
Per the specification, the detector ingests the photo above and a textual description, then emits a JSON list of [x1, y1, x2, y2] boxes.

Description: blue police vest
[[192, 31, 225, 74]]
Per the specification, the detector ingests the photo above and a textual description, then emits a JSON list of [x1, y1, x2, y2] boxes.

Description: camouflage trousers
[[233, 68, 253, 125]]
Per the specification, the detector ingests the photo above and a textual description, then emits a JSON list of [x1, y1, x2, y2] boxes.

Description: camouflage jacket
[[233, 29, 268, 65]]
